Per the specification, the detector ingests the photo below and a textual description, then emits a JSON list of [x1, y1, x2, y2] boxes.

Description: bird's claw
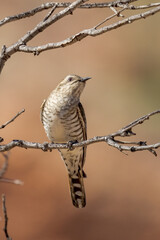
[[67, 140, 78, 151], [42, 142, 49, 152]]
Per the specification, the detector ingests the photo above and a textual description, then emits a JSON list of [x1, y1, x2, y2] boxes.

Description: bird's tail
[[68, 171, 86, 208]]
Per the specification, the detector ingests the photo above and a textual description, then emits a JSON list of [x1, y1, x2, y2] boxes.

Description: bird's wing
[[77, 102, 87, 168], [40, 99, 46, 124]]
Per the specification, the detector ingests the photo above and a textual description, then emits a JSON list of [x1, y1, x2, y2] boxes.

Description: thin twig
[[111, 109, 160, 137], [0, 109, 25, 129], [2, 194, 12, 240], [94, 7, 126, 29], [43, 3, 58, 22]]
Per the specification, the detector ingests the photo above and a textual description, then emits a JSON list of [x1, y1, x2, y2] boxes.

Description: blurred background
[[0, 0, 160, 239]]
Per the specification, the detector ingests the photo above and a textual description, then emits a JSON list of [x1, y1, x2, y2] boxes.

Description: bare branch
[[0, 1, 138, 27], [17, 0, 88, 45], [111, 109, 160, 137], [125, 2, 160, 10], [2, 194, 12, 240], [0, 109, 25, 129], [0, 110, 159, 155], [0, 0, 88, 73], [18, 5, 160, 54]]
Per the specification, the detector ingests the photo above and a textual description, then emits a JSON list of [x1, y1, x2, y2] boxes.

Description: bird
[[40, 74, 91, 208]]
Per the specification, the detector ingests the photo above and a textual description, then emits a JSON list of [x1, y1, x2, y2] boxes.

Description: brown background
[[0, 1, 160, 239]]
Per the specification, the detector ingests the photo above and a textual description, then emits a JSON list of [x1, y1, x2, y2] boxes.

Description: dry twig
[[2, 194, 12, 240], [0, 109, 25, 129], [43, 4, 58, 22]]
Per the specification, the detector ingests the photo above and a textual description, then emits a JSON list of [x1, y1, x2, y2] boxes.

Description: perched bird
[[40, 75, 91, 208]]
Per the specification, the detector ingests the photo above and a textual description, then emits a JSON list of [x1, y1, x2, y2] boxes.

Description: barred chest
[[43, 108, 83, 143], [42, 91, 83, 143]]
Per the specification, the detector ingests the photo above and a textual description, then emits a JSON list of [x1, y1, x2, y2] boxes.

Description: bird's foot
[[67, 140, 78, 151], [42, 142, 49, 152]]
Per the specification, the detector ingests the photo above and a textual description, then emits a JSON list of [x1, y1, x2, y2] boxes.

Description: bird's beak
[[81, 77, 91, 82]]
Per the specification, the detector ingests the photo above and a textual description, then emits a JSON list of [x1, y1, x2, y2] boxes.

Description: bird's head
[[57, 75, 91, 98]]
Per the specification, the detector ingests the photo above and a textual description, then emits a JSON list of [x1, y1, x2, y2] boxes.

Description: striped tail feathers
[[68, 171, 86, 208]]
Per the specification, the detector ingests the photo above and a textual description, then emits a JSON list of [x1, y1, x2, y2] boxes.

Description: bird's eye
[[68, 77, 73, 82]]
